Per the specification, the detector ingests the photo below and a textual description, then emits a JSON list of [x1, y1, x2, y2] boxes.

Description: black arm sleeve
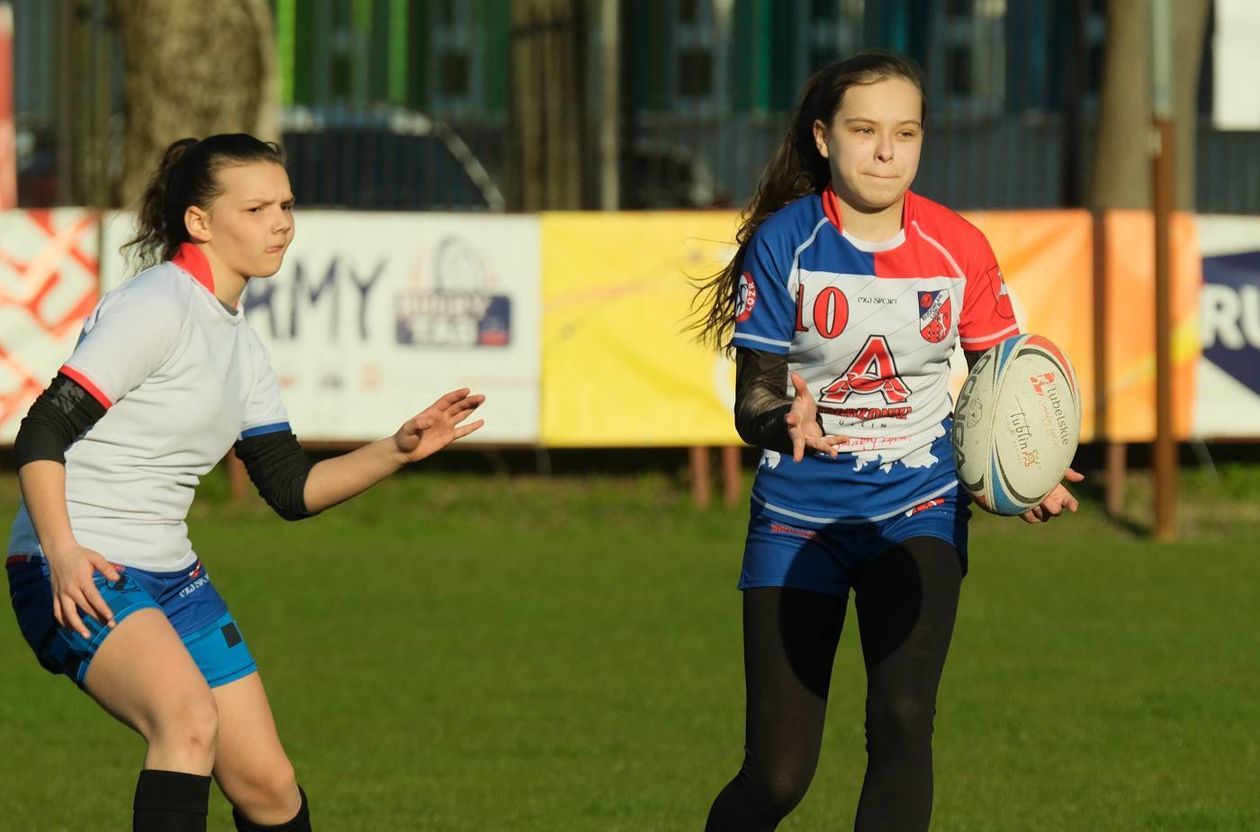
[[734, 348, 822, 454], [232, 431, 316, 521], [14, 373, 107, 469]]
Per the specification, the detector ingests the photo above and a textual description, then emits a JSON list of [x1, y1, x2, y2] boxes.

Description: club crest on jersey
[[918, 290, 952, 343], [736, 272, 757, 323]]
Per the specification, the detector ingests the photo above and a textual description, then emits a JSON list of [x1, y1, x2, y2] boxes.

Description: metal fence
[[8, 0, 1260, 214]]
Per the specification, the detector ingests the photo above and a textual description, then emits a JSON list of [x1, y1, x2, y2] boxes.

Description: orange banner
[[963, 210, 1098, 436], [1099, 211, 1200, 442]]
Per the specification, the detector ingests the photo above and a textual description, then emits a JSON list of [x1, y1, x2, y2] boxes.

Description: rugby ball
[[952, 334, 1081, 516]]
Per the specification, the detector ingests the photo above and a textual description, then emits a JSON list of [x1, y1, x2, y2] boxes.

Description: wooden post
[[1151, 0, 1177, 540], [720, 445, 741, 507], [1094, 211, 1127, 518], [689, 445, 711, 508], [1152, 116, 1176, 540]]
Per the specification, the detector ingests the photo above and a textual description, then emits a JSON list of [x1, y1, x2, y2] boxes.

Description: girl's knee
[[148, 690, 220, 757], [228, 759, 300, 820]]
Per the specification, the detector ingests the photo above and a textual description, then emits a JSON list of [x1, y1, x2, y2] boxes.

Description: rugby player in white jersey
[[8, 134, 484, 831], [692, 53, 1082, 831]]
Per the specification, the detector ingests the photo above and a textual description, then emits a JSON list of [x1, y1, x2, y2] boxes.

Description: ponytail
[[121, 134, 285, 273]]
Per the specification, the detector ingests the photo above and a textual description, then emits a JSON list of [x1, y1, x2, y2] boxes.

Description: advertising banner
[[1195, 215, 1260, 438], [540, 209, 1201, 447], [101, 211, 541, 444], [540, 212, 740, 446], [0, 209, 100, 442]]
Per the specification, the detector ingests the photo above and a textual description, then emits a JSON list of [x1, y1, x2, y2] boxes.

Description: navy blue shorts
[[740, 491, 971, 597], [6, 555, 256, 689]]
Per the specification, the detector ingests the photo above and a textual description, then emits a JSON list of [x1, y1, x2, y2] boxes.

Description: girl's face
[[813, 76, 924, 214], [189, 162, 295, 279]]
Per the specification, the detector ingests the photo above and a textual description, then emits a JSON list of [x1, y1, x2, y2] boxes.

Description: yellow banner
[[541, 212, 741, 446]]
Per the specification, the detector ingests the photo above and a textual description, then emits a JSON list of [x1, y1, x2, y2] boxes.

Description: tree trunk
[[112, 0, 279, 207], [509, 0, 587, 210], [1089, 0, 1209, 210]]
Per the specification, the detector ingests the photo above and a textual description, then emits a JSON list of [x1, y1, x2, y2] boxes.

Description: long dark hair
[[690, 51, 926, 354], [122, 133, 285, 271]]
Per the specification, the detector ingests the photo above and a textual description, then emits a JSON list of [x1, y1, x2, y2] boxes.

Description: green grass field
[[1, 461, 1258, 831]]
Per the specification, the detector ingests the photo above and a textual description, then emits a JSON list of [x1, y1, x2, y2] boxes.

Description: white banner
[[102, 211, 541, 444], [1213, 0, 1260, 130], [0, 209, 100, 443], [1195, 214, 1260, 438]]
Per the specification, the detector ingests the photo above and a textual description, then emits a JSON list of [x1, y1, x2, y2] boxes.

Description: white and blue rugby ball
[[952, 334, 1082, 516]]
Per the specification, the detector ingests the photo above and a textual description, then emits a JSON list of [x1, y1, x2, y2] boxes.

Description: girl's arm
[[15, 376, 121, 637], [236, 388, 485, 517], [304, 388, 484, 511]]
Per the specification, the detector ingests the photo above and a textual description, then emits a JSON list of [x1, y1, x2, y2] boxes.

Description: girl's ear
[[184, 205, 211, 243], [813, 119, 830, 159]]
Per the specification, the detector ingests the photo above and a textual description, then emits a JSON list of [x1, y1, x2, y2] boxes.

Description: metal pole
[[598, 0, 619, 210], [1151, 0, 1176, 540], [55, 0, 74, 204]]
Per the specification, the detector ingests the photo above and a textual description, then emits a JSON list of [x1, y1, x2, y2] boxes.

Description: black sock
[[232, 786, 311, 831], [133, 769, 211, 832]]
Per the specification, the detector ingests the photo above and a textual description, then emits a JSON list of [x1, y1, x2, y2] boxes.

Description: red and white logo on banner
[[0, 211, 101, 442]]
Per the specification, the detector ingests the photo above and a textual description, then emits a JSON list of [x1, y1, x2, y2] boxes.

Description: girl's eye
[[249, 207, 262, 213]]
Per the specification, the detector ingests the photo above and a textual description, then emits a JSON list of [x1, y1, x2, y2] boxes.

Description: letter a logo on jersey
[[819, 335, 912, 404], [918, 290, 951, 343], [735, 272, 757, 322]]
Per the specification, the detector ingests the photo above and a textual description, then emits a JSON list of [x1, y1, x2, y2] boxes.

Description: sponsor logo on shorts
[[905, 497, 946, 517], [769, 522, 817, 540], [180, 575, 210, 599]]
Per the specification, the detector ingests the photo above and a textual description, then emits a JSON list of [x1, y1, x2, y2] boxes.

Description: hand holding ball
[[953, 334, 1082, 516]]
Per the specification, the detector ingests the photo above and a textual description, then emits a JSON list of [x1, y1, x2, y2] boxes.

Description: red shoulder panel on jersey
[[58, 364, 113, 409], [171, 242, 216, 295]]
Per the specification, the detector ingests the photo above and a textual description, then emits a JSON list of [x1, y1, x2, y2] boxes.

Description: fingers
[[453, 419, 485, 439], [807, 434, 848, 459], [432, 387, 473, 412], [1064, 467, 1085, 483], [90, 553, 121, 584], [790, 372, 810, 399], [58, 590, 90, 639], [82, 582, 117, 630], [448, 396, 485, 425], [84, 553, 119, 629], [58, 582, 116, 639], [784, 410, 805, 462]]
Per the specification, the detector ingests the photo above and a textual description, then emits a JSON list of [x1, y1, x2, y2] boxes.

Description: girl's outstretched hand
[[786, 372, 849, 462], [394, 388, 485, 463]]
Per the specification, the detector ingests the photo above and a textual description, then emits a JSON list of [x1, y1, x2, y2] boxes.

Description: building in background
[[6, 0, 1258, 212]]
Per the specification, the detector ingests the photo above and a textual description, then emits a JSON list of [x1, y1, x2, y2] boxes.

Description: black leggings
[[706, 536, 963, 832]]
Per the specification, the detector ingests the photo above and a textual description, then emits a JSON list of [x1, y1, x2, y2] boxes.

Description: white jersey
[[8, 244, 290, 571]]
